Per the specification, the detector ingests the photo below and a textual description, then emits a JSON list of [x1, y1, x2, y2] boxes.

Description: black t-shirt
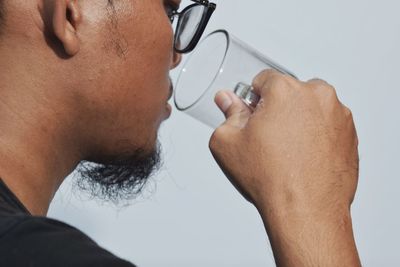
[[0, 179, 136, 267]]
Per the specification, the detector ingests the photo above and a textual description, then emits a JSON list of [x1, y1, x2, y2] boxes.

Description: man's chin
[[74, 141, 162, 204]]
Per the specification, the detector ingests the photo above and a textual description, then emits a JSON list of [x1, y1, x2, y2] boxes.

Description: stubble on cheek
[[102, 0, 134, 58]]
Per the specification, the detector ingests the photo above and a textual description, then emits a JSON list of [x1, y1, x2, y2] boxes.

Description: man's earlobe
[[52, 0, 82, 56]]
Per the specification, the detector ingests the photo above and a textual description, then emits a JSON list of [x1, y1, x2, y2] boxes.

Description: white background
[[48, 0, 400, 266]]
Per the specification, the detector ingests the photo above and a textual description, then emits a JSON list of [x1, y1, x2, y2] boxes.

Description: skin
[[0, 0, 361, 266], [0, 0, 181, 215], [212, 70, 361, 266]]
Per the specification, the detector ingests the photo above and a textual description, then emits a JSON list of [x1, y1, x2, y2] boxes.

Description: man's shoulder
[[0, 213, 90, 240], [0, 214, 135, 267]]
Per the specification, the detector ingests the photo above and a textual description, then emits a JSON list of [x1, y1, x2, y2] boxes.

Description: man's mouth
[[168, 77, 174, 101]]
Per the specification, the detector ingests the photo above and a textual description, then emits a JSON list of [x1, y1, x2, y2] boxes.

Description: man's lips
[[168, 77, 174, 101], [162, 77, 174, 121]]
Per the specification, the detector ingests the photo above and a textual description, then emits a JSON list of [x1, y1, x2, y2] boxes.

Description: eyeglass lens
[[175, 5, 206, 51]]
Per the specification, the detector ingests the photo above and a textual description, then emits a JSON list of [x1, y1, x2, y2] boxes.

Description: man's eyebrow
[[171, 0, 182, 9]]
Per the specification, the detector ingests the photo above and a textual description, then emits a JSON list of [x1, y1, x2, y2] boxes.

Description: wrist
[[256, 200, 360, 266], [256, 196, 351, 228]]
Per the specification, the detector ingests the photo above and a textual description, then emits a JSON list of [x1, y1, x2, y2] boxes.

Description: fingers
[[306, 78, 349, 112], [210, 90, 251, 159], [251, 69, 298, 98], [306, 78, 332, 86], [252, 70, 345, 109], [214, 90, 252, 129], [307, 78, 337, 97]]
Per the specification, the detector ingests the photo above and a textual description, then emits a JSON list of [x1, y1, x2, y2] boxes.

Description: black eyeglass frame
[[170, 0, 217, 54]]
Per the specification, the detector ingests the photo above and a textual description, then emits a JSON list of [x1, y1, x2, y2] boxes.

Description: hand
[[209, 69, 360, 266]]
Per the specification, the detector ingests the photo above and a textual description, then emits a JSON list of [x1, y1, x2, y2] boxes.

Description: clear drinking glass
[[174, 29, 296, 129]]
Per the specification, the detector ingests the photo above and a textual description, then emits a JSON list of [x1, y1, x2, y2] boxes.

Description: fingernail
[[220, 93, 232, 112]]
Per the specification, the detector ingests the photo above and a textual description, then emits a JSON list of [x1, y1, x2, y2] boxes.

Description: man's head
[[0, 2, 4, 33], [0, 0, 181, 203]]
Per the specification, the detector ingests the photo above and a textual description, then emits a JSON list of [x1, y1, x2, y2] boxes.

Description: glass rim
[[174, 29, 230, 111]]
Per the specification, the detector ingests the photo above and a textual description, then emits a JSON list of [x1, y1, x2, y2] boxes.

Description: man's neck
[[0, 51, 85, 216]]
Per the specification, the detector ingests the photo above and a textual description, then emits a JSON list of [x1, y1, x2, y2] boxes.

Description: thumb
[[215, 90, 252, 129]]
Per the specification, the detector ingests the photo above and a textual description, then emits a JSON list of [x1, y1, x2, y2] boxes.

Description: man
[[0, 0, 361, 266]]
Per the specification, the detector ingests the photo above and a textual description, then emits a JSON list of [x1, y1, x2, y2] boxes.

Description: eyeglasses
[[168, 0, 217, 54]]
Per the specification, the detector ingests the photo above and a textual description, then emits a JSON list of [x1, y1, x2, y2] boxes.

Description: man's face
[[76, 0, 181, 157], [66, 0, 182, 201]]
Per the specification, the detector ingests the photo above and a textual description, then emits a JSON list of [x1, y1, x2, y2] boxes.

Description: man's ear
[[52, 0, 82, 56]]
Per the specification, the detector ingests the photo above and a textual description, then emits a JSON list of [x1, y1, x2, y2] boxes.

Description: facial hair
[[74, 142, 162, 204]]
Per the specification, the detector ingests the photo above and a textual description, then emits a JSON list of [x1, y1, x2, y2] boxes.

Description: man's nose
[[171, 51, 182, 70]]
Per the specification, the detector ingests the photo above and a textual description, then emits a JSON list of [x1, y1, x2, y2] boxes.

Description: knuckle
[[252, 69, 280, 89], [343, 106, 354, 119], [343, 105, 351, 115], [252, 70, 269, 89], [272, 73, 289, 86], [325, 84, 338, 97], [314, 81, 339, 101], [209, 132, 218, 150], [324, 88, 339, 105], [268, 73, 293, 94], [252, 70, 299, 98], [308, 78, 335, 92], [209, 127, 227, 150], [307, 78, 329, 85]]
